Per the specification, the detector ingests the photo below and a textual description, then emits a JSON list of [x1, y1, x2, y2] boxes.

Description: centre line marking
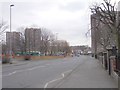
[[28, 66, 45, 70], [3, 65, 46, 77], [8, 71, 16, 75], [44, 77, 63, 88]]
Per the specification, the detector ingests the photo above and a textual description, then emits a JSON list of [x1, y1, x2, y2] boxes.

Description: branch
[[0, 20, 8, 35]]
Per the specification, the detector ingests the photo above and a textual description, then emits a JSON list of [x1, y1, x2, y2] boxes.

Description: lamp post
[[55, 33, 58, 40], [117, 1, 120, 90], [9, 4, 14, 64], [55, 33, 58, 55]]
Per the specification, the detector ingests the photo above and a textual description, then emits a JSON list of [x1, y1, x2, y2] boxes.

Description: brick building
[[91, 14, 117, 57], [6, 32, 21, 54], [25, 28, 42, 52]]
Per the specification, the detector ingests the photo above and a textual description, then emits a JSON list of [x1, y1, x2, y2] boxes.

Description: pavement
[[52, 56, 118, 88], [2, 59, 31, 67], [2, 55, 118, 88]]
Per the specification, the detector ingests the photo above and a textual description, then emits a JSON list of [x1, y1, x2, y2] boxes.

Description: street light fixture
[[9, 4, 14, 64]]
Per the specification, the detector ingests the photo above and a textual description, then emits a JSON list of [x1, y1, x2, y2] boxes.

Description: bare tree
[[41, 28, 54, 55], [16, 26, 71, 57], [2, 41, 7, 54], [90, 0, 117, 32], [17, 27, 26, 54], [90, 0, 120, 75], [52, 40, 71, 56], [0, 20, 8, 57], [91, 14, 114, 51], [0, 20, 8, 36], [90, 0, 119, 55]]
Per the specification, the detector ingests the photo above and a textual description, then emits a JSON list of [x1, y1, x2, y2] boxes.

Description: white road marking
[[62, 70, 72, 74], [2, 70, 27, 77], [2, 65, 46, 77], [28, 66, 45, 70], [44, 69, 72, 88], [28, 67, 38, 70], [8, 71, 16, 75], [62, 73, 64, 77], [44, 76, 63, 88]]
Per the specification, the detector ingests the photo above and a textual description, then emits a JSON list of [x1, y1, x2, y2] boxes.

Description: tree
[[41, 28, 54, 55], [90, 0, 117, 32], [0, 20, 8, 47], [90, 0, 120, 77], [54, 40, 71, 55], [17, 26, 26, 53], [0, 20, 8, 36], [91, 14, 115, 51], [90, 0, 119, 55], [0, 20, 8, 57], [2, 41, 7, 54]]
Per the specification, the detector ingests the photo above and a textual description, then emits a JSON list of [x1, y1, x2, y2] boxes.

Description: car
[[2, 54, 10, 63]]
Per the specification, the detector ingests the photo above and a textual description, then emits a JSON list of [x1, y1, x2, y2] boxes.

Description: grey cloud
[[1, 0, 91, 46]]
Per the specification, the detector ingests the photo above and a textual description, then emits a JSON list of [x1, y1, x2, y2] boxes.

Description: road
[[2, 55, 117, 88]]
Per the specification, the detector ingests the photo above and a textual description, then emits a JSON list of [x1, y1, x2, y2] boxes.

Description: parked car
[[2, 55, 10, 63], [24, 54, 31, 60]]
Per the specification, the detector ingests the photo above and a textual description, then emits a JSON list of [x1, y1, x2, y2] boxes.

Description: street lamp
[[9, 4, 14, 64], [55, 33, 58, 40], [117, 1, 120, 90]]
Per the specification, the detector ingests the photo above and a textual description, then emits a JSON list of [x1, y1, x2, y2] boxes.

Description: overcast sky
[[0, 0, 119, 46]]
